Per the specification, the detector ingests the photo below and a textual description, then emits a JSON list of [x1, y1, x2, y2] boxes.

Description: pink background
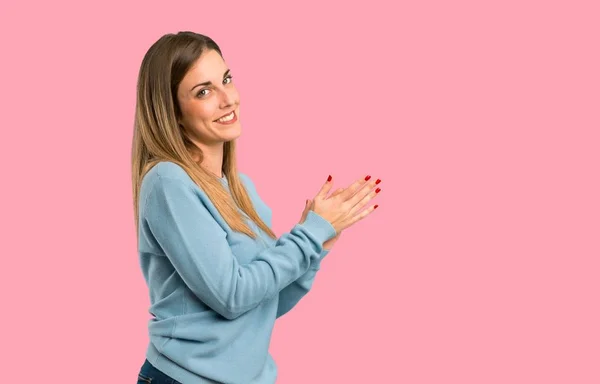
[[2, 0, 598, 382]]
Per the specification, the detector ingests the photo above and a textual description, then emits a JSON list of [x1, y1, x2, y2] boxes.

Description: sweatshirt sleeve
[[143, 174, 337, 320], [276, 249, 330, 318]]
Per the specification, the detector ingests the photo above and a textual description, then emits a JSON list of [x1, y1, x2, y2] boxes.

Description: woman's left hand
[[300, 188, 345, 250]]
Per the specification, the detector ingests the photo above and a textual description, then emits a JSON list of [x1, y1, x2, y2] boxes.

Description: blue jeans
[[137, 359, 182, 384]]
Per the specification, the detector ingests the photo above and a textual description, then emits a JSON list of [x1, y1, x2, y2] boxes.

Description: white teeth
[[216, 112, 234, 123]]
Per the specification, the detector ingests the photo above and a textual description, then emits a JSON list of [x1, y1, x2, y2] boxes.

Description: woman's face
[[176, 49, 241, 149]]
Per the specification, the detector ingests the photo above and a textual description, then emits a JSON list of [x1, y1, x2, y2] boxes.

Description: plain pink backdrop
[[1, 0, 598, 383]]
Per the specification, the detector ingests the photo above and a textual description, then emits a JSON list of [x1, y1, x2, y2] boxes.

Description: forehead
[[182, 49, 227, 83]]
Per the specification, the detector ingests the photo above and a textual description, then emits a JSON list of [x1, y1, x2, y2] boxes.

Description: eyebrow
[[190, 69, 231, 92]]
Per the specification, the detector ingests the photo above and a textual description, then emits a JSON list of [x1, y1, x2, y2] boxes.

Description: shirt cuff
[[300, 210, 337, 245]]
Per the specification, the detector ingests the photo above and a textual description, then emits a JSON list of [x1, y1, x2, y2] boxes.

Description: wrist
[[299, 210, 337, 243]]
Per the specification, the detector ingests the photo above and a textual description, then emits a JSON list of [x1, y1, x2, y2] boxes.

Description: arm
[[276, 249, 330, 318], [143, 174, 336, 320], [236, 174, 333, 319], [276, 199, 342, 319]]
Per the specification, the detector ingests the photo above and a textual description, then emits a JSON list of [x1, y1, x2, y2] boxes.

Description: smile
[[214, 111, 237, 124]]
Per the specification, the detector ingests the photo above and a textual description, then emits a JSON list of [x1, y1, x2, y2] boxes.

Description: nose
[[219, 88, 236, 109]]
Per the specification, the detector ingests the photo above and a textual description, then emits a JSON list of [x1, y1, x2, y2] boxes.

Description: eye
[[223, 75, 233, 85], [197, 89, 211, 98]]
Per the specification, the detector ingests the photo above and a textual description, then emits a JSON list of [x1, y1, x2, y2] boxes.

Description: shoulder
[[148, 161, 191, 181], [142, 162, 256, 193], [142, 161, 195, 186], [139, 161, 197, 203], [239, 172, 265, 199], [238, 172, 255, 189], [237, 172, 270, 210]]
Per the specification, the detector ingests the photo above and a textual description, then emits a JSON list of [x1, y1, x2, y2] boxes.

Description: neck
[[190, 141, 225, 178]]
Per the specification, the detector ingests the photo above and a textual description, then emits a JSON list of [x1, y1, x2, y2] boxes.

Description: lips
[[214, 110, 235, 122], [214, 110, 238, 125]]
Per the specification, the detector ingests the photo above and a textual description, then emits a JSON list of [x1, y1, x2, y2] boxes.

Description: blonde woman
[[132, 31, 381, 384]]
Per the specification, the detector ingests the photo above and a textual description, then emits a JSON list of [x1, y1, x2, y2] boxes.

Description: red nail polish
[[375, 179, 381, 184], [375, 188, 381, 193], [374, 204, 379, 209], [365, 175, 371, 181], [327, 175, 332, 182]]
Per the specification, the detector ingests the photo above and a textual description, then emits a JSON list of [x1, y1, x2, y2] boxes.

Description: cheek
[[183, 101, 217, 123], [232, 87, 241, 102]]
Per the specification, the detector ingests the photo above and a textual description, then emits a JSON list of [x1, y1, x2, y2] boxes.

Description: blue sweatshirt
[[137, 161, 337, 383]]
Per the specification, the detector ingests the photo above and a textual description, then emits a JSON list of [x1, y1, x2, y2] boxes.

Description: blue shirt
[[137, 161, 336, 383]]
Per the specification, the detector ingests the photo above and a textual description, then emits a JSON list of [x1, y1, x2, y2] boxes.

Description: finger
[[300, 199, 310, 222], [348, 180, 381, 209], [315, 175, 334, 198], [348, 187, 380, 217], [329, 187, 344, 198], [342, 204, 379, 229], [338, 175, 373, 201], [300, 200, 308, 222]]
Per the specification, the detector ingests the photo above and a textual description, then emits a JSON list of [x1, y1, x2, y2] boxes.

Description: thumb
[[300, 199, 310, 223]]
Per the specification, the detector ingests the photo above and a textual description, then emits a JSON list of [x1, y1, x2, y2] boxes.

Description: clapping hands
[[299, 175, 381, 250]]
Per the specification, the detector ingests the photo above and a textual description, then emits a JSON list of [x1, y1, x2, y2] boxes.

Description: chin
[[222, 125, 242, 141]]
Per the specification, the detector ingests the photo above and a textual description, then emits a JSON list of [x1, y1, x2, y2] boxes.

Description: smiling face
[[176, 49, 241, 152]]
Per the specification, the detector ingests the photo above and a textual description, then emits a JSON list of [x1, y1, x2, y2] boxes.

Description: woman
[[132, 31, 381, 384]]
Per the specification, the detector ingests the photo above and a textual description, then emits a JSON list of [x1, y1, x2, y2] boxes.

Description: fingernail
[[375, 179, 381, 184], [374, 204, 379, 209], [327, 175, 332, 182], [375, 188, 381, 193], [365, 175, 371, 181]]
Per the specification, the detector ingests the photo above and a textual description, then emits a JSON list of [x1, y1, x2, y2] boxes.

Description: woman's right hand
[[310, 175, 381, 234]]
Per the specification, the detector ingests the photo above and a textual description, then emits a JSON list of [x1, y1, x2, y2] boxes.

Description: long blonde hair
[[131, 31, 276, 241]]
